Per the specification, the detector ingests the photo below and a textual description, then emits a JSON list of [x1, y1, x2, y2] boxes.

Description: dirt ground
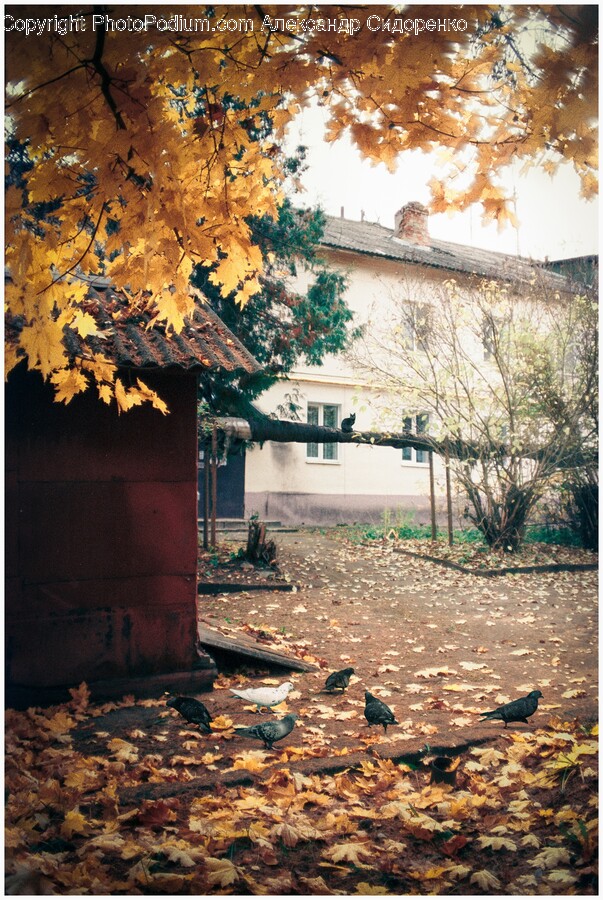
[[197, 527, 598, 755], [7, 528, 598, 895], [65, 526, 598, 788]]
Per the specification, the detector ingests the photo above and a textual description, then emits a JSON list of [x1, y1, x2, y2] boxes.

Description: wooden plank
[[198, 582, 294, 594], [197, 623, 317, 672]]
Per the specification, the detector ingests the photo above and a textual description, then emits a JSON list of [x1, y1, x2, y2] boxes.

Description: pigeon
[[325, 667, 355, 692], [234, 713, 298, 750], [229, 681, 294, 713], [341, 413, 356, 433], [166, 696, 213, 733], [364, 690, 398, 733], [480, 690, 543, 728]]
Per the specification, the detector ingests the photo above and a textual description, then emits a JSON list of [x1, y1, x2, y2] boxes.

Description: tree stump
[[246, 520, 278, 568]]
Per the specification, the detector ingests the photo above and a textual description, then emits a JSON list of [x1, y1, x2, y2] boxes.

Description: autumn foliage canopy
[[5, 5, 598, 409]]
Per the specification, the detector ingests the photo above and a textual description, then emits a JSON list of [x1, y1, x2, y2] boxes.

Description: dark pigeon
[[364, 690, 398, 733], [166, 696, 213, 733], [341, 413, 356, 433], [234, 713, 298, 750], [480, 690, 543, 728], [325, 667, 355, 693]]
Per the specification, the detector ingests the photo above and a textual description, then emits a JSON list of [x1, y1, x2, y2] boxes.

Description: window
[[481, 316, 496, 361], [402, 413, 429, 465], [307, 403, 340, 461], [482, 314, 510, 362], [402, 304, 432, 351]]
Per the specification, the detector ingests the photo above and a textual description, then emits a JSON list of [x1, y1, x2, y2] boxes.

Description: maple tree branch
[[253, 5, 343, 66], [6, 64, 87, 109], [89, 19, 126, 130], [37, 202, 107, 295]]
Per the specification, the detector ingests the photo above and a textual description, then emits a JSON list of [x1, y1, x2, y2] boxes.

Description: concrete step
[[198, 518, 297, 535]]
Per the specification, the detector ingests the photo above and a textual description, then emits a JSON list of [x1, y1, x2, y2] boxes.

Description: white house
[[243, 202, 570, 526]]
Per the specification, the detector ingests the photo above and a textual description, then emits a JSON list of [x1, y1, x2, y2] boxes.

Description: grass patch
[[324, 520, 587, 551]]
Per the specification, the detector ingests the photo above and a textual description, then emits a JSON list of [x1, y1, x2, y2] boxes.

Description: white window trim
[[306, 402, 341, 464], [401, 414, 429, 467], [305, 457, 341, 465]]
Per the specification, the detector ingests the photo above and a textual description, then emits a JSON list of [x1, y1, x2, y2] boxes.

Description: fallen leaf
[[471, 869, 502, 890]]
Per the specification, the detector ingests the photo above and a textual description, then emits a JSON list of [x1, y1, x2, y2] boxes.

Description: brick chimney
[[394, 202, 430, 245]]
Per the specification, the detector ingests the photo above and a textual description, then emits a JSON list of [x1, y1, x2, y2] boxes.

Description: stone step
[[198, 518, 297, 534]]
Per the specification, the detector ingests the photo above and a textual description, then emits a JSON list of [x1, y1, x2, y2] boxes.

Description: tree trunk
[[215, 414, 595, 467]]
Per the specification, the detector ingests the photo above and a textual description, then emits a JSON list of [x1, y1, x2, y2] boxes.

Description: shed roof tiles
[[60, 282, 261, 374]]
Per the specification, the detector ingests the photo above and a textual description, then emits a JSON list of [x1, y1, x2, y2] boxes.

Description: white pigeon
[[229, 681, 294, 712]]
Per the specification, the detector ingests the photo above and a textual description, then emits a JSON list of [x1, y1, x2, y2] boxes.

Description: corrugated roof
[[321, 216, 571, 289], [61, 284, 261, 374]]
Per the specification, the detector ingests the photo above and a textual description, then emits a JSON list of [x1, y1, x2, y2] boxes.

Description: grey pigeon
[[166, 696, 212, 733], [234, 713, 298, 750], [480, 690, 543, 728], [325, 667, 355, 692], [341, 413, 356, 433], [230, 681, 294, 712], [364, 690, 398, 733]]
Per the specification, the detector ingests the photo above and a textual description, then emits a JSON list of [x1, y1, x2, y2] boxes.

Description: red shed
[[5, 282, 260, 708]]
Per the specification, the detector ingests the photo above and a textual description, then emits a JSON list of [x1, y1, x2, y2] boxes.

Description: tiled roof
[[321, 216, 570, 288], [5, 278, 260, 375], [63, 283, 261, 373]]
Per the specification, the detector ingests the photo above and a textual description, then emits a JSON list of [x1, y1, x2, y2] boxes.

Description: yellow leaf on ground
[[231, 750, 271, 772], [355, 883, 389, 894], [60, 809, 90, 839], [414, 666, 457, 678], [204, 857, 240, 888], [546, 869, 577, 886], [106, 738, 139, 763], [44, 711, 77, 735], [529, 847, 570, 868], [478, 835, 517, 851], [471, 869, 502, 890], [323, 841, 372, 866]]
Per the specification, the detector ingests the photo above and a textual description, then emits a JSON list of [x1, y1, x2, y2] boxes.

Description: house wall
[[5, 364, 214, 707], [245, 251, 463, 525]]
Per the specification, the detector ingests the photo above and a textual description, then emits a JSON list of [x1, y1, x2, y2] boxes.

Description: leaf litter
[[5, 528, 597, 893]]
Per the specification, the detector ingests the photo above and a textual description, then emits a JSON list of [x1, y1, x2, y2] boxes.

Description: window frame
[[401, 413, 429, 466], [402, 303, 432, 352], [306, 402, 341, 464]]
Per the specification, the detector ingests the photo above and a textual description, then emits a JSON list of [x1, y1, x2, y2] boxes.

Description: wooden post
[[428, 450, 437, 541], [445, 445, 453, 546], [203, 438, 209, 551], [210, 424, 218, 548]]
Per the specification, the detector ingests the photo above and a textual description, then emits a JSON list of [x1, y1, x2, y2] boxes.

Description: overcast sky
[[285, 101, 598, 263]]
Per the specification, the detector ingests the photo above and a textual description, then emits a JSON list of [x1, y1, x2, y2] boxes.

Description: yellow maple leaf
[[529, 846, 570, 868], [415, 665, 457, 678], [44, 710, 77, 736], [355, 884, 389, 895], [50, 367, 89, 404], [478, 835, 517, 851], [231, 750, 271, 773], [60, 809, 90, 839], [471, 869, 502, 890], [69, 681, 91, 714], [19, 318, 67, 378], [107, 738, 139, 763], [272, 822, 301, 848], [323, 841, 372, 866], [204, 857, 240, 888], [70, 310, 101, 339], [162, 841, 206, 868]]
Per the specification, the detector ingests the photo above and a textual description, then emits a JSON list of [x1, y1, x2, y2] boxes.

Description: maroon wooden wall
[[5, 365, 215, 707]]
